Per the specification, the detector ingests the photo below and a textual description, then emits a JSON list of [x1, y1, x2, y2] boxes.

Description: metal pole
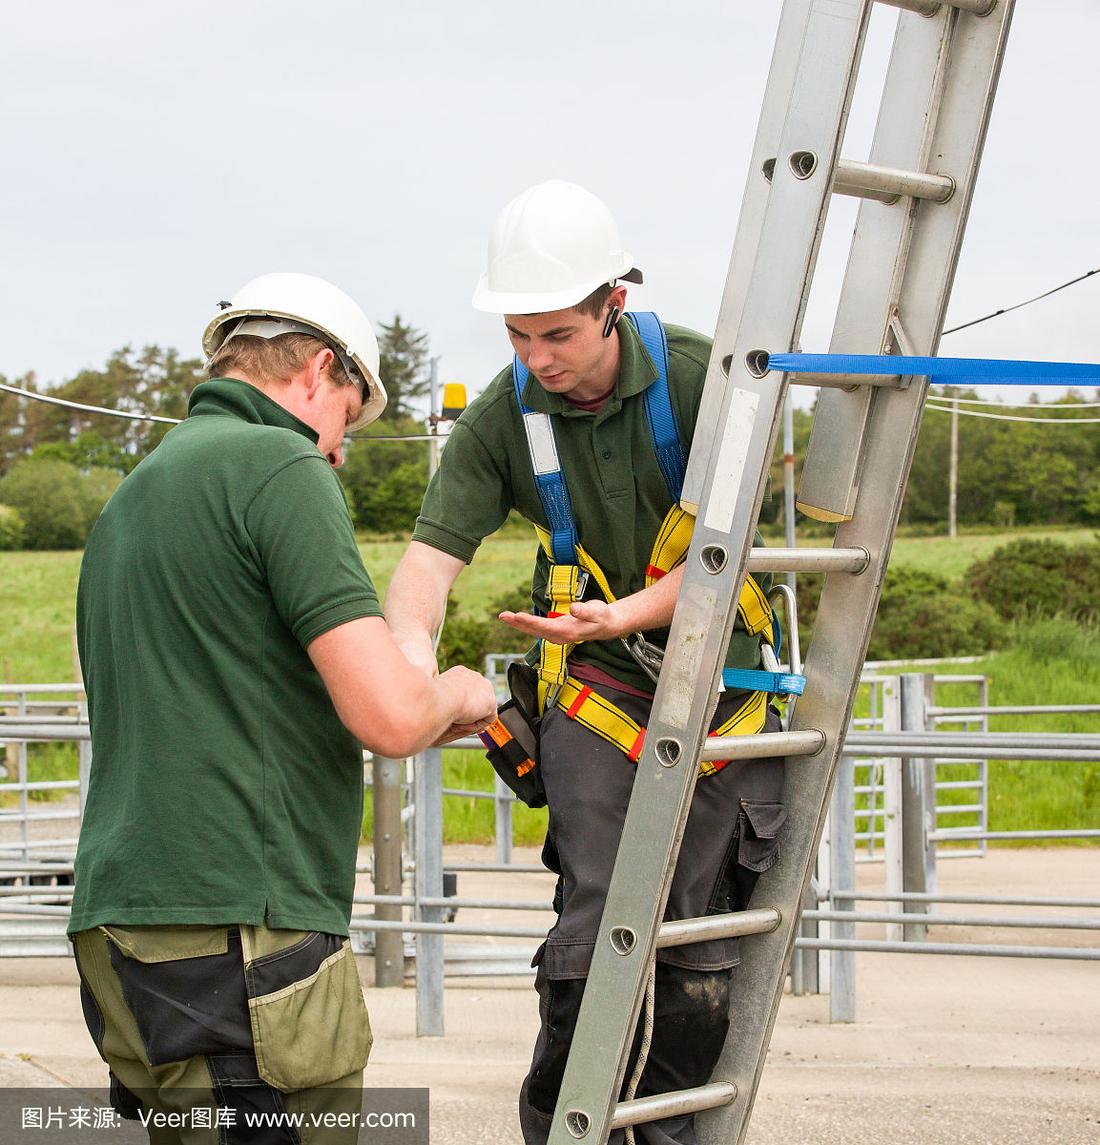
[[493, 774, 513, 864], [371, 756, 405, 987], [881, 679, 903, 942], [428, 356, 441, 479], [414, 748, 445, 1035], [782, 394, 796, 592], [978, 675, 989, 857], [899, 674, 935, 940], [828, 755, 855, 1023], [948, 397, 958, 538], [77, 698, 92, 817]]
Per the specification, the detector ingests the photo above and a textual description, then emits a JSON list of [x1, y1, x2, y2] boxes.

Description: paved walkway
[[1, 848, 1097, 1143]]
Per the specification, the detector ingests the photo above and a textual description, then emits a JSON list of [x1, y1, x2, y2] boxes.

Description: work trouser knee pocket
[[241, 928, 372, 1092]]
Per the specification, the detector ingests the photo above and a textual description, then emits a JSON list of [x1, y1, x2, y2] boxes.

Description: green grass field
[[2, 527, 1097, 845]]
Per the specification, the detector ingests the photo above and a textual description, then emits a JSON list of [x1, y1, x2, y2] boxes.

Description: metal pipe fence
[[3, 672, 1099, 1033]]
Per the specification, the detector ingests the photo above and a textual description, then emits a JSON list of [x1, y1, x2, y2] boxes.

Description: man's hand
[[498, 599, 620, 646], [431, 718, 495, 747], [438, 665, 498, 728]]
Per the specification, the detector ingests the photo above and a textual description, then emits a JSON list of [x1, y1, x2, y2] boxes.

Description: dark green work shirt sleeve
[[246, 455, 383, 646]]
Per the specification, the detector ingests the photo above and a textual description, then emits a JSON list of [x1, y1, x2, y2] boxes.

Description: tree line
[[764, 387, 1100, 531], [0, 317, 435, 547], [2, 324, 1099, 549]]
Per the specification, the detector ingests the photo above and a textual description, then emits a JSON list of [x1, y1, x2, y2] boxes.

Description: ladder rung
[[787, 370, 904, 390], [606, 1082, 736, 1132], [877, 0, 996, 16], [700, 729, 824, 763], [657, 908, 780, 950], [833, 159, 955, 204], [747, 546, 870, 573]]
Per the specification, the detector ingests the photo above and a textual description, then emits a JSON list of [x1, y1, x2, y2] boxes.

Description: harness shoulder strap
[[512, 360, 578, 564], [625, 311, 686, 502]]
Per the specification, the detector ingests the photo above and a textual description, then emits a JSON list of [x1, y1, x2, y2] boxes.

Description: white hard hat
[[472, 180, 643, 315], [203, 272, 387, 430]]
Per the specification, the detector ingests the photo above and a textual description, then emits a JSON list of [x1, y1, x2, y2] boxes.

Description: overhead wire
[[941, 265, 1100, 336], [0, 381, 449, 440], [929, 393, 1100, 409], [4, 261, 1100, 434], [925, 403, 1100, 425]]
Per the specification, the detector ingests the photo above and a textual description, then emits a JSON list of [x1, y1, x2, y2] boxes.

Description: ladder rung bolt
[[610, 926, 638, 956], [655, 738, 682, 768], [565, 1110, 591, 1138], [789, 150, 819, 179], [745, 350, 770, 378], [700, 544, 728, 575]]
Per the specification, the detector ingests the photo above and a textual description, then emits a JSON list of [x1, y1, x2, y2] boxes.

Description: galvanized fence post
[[371, 756, 405, 988], [829, 753, 856, 1023], [494, 774, 513, 864], [414, 747, 445, 1035], [900, 673, 936, 940], [881, 678, 904, 941]]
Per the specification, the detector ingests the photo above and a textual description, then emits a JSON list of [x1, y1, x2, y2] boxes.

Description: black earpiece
[[602, 305, 621, 338]]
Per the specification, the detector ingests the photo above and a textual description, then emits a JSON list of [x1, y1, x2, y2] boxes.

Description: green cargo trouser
[[72, 923, 372, 1144]]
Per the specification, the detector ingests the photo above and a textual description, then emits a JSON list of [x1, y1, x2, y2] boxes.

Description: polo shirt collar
[[187, 378, 320, 444], [520, 315, 660, 416]]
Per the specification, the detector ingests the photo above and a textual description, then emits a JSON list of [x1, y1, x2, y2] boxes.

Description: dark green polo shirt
[[413, 319, 767, 692], [69, 379, 382, 937]]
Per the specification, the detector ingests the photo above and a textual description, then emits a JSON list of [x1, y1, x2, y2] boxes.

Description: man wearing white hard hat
[[387, 183, 785, 1144], [69, 272, 497, 1139]]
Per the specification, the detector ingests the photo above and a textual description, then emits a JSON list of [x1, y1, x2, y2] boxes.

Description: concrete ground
[[1, 847, 1097, 1144]]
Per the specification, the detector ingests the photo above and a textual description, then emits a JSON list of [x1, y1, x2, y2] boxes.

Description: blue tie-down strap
[[766, 352, 1100, 387], [722, 667, 807, 696]]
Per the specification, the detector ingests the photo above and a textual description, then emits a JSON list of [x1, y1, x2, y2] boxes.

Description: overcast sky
[[2, 1, 1097, 414]]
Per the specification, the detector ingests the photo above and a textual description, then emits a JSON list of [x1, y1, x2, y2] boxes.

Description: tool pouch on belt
[[479, 662, 546, 808]]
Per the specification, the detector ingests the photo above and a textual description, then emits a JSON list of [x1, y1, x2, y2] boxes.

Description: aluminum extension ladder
[[546, 2, 1014, 1142]]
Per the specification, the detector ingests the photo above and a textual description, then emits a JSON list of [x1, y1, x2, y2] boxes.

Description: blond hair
[[205, 332, 355, 388]]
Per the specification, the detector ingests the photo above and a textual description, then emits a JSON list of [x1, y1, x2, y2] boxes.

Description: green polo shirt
[[413, 318, 767, 692], [69, 378, 382, 937]]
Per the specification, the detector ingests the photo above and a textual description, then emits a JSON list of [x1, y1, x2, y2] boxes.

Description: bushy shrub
[[968, 538, 1100, 622], [437, 582, 533, 671], [866, 567, 1007, 660], [0, 503, 25, 550], [792, 566, 1006, 661], [0, 460, 121, 550]]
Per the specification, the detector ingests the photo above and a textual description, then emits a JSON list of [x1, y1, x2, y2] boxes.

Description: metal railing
[[3, 674, 1099, 1032]]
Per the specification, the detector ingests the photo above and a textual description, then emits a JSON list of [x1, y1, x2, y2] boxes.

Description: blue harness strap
[[513, 359, 579, 564], [767, 352, 1100, 386], [722, 667, 806, 696], [626, 311, 687, 501]]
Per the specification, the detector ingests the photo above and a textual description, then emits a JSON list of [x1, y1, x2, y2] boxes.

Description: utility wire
[[930, 393, 1100, 409], [926, 403, 1100, 425], [0, 382, 180, 425], [942, 266, 1100, 336], [0, 381, 450, 441], [6, 263, 1100, 432]]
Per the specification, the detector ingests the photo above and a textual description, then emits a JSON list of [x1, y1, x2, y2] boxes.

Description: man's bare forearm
[[385, 541, 465, 672]]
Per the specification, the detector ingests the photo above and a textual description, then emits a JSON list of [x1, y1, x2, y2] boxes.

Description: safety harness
[[507, 311, 804, 776]]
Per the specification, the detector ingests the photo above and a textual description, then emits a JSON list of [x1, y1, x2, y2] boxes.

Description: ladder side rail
[[703, 5, 1015, 1141], [682, 0, 814, 514], [798, 7, 956, 523], [548, 3, 876, 1141]]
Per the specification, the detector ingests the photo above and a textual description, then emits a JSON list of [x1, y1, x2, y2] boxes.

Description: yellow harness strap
[[554, 676, 768, 777], [532, 504, 774, 706]]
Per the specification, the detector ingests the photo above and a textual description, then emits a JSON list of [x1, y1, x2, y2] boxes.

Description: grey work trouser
[[519, 686, 786, 1145]]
